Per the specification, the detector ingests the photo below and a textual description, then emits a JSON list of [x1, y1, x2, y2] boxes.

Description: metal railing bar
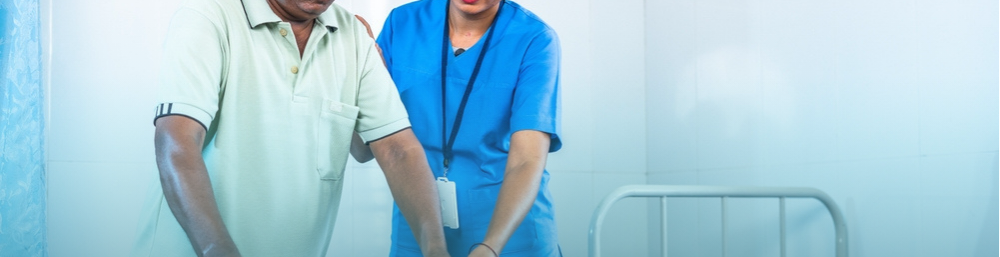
[[660, 197, 667, 257], [588, 185, 848, 257], [780, 196, 786, 257], [722, 196, 728, 257]]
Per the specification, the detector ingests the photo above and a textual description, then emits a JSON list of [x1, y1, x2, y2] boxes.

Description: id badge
[[436, 177, 459, 229]]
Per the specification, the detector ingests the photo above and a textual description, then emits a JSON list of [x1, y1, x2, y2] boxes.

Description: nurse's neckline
[[447, 0, 500, 49]]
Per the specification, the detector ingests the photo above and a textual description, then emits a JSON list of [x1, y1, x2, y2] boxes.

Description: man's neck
[[267, 0, 316, 57], [268, 0, 309, 22]]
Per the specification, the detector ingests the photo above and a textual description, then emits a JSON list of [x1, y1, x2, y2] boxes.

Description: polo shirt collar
[[241, 0, 339, 32], [314, 8, 341, 32]]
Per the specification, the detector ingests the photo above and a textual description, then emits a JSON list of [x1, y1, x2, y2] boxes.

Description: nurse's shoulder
[[385, 0, 440, 26], [503, 1, 559, 43]]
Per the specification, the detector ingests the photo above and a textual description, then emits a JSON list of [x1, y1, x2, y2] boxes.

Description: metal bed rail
[[588, 185, 848, 257]]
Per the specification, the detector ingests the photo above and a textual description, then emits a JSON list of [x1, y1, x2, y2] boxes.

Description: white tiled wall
[[327, 160, 395, 257], [46, 0, 177, 256], [644, 1, 998, 257], [46, 162, 157, 257], [530, 0, 651, 255]]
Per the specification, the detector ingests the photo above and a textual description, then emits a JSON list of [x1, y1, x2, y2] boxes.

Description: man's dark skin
[[154, 1, 449, 256]]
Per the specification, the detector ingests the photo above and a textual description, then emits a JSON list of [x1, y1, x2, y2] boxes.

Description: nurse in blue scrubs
[[374, 0, 562, 256]]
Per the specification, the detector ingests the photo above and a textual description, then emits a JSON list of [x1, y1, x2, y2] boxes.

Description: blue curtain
[[0, 0, 47, 255]]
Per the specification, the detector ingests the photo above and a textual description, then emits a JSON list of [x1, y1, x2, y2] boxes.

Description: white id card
[[436, 177, 459, 229]]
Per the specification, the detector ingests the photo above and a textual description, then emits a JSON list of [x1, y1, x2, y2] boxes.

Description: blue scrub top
[[377, 0, 562, 256]]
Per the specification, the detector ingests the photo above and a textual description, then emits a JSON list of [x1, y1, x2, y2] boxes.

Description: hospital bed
[[588, 185, 848, 257]]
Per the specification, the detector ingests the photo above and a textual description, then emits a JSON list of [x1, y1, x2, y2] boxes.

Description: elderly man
[[130, 0, 449, 256]]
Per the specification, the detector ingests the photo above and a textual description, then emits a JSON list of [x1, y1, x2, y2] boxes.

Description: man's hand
[[369, 128, 450, 257]]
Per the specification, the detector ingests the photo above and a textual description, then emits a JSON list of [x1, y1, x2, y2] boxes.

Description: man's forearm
[[155, 117, 240, 257], [158, 162, 240, 257], [370, 128, 449, 257]]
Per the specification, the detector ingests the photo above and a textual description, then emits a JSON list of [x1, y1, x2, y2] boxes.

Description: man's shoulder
[[317, 3, 356, 28], [175, 0, 243, 22]]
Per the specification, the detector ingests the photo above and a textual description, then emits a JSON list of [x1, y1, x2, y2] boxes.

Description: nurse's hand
[[469, 245, 498, 257], [355, 15, 386, 66]]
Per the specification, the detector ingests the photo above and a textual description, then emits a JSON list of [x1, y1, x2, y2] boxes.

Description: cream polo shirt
[[131, 0, 409, 256]]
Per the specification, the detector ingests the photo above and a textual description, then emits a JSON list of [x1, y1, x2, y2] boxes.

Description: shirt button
[[291, 66, 299, 74], [279, 28, 288, 37]]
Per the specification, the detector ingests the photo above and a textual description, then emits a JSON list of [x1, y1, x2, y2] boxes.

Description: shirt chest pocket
[[316, 99, 360, 181]]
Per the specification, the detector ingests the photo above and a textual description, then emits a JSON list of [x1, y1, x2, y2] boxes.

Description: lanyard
[[440, 0, 504, 177]]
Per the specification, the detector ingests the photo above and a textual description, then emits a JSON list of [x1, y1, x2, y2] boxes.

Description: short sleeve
[[354, 18, 411, 143], [511, 29, 562, 152], [153, 8, 225, 130]]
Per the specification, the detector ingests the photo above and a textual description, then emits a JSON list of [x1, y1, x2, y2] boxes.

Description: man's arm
[[348, 15, 383, 164], [369, 128, 449, 257], [350, 132, 375, 163], [154, 116, 241, 257], [471, 130, 551, 256]]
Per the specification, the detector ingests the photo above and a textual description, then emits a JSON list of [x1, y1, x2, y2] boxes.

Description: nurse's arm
[[154, 116, 242, 257], [369, 128, 450, 257], [474, 130, 551, 256]]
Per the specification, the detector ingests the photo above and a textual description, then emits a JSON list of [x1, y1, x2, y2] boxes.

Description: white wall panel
[[644, 0, 699, 173], [914, 0, 1000, 155], [47, 161, 157, 257], [645, 1, 999, 256]]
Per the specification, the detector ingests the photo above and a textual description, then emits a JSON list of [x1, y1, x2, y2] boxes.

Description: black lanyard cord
[[441, 0, 504, 174]]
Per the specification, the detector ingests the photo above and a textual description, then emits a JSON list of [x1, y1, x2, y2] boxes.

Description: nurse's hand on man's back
[[355, 15, 386, 66]]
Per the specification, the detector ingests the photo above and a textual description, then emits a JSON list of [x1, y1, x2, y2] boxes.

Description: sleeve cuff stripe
[[363, 126, 410, 144], [153, 114, 209, 131], [152, 103, 213, 131], [155, 103, 175, 117], [358, 118, 411, 144]]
